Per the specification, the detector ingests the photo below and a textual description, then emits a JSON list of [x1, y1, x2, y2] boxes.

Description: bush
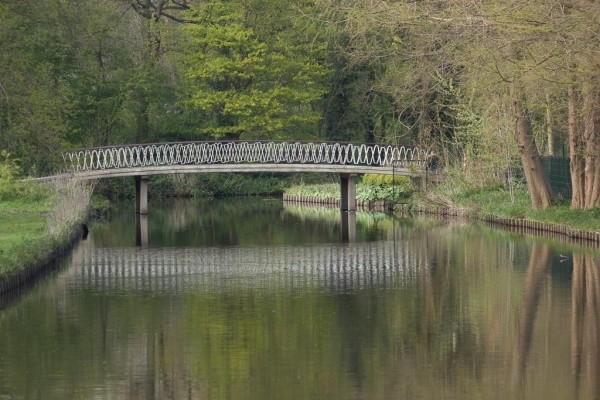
[[359, 174, 412, 202], [0, 151, 52, 201], [286, 174, 414, 203], [362, 173, 410, 187]]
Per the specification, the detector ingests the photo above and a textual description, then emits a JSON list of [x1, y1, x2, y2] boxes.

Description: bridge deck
[[37, 164, 415, 182]]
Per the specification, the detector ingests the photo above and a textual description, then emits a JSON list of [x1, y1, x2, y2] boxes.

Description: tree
[[315, 0, 463, 146], [560, 2, 600, 209], [129, 0, 195, 23], [314, 1, 556, 208], [177, 0, 332, 141], [0, 1, 80, 173]]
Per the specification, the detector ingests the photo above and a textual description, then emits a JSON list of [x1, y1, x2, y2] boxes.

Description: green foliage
[[0, 0, 186, 174], [0, 151, 21, 187], [2, 0, 589, 212], [0, 151, 51, 201], [452, 185, 531, 219], [96, 173, 295, 200], [359, 174, 412, 202], [177, 0, 332, 140], [362, 173, 410, 186], [286, 183, 339, 199], [286, 174, 413, 203]]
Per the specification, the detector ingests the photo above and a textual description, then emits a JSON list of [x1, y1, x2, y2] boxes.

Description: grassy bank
[[414, 179, 600, 233], [282, 171, 600, 234], [0, 177, 92, 279]]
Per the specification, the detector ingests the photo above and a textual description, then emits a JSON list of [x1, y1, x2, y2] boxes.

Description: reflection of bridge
[[50, 141, 428, 213], [72, 240, 429, 293]]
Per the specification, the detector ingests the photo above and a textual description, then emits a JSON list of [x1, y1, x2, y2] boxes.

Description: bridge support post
[[135, 176, 148, 215], [340, 173, 357, 212]]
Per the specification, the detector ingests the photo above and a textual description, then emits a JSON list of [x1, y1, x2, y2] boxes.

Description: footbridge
[[53, 141, 429, 213]]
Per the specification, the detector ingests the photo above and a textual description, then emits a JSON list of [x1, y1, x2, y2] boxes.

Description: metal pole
[[392, 160, 395, 209]]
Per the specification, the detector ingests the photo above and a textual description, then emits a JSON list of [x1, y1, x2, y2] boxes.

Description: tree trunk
[[569, 84, 586, 208], [511, 80, 555, 210], [545, 91, 555, 156], [583, 81, 600, 209]]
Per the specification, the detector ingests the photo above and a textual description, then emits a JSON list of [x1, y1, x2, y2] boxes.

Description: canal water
[[0, 197, 599, 399]]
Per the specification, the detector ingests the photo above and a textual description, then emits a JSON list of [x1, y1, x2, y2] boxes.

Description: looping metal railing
[[62, 141, 428, 172]]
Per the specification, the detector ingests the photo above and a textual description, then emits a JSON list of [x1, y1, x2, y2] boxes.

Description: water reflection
[[511, 243, 553, 392], [340, 211, 356, 243], [135, 214, 148, 248], [572, 253, 600, 399], [0, 198, 599, 399], [134, 200, 361, 246]]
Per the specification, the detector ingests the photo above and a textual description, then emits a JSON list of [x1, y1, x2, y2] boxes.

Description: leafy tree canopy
[[177, 0, 332, 140]]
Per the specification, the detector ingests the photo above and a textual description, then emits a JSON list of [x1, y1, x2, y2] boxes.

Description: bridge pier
[[135, 176, 148, 215], [340, 173, 357, 212]]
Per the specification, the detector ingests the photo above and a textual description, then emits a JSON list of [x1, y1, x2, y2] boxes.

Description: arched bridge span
[[54, 141, 429, 214], [62, 141, 428, 178]]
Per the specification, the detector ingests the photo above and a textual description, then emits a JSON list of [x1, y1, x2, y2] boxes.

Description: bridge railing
[[62, 141, 429, 172]]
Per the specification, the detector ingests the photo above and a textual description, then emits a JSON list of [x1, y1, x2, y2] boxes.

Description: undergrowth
[[285, 174, 413, 202]]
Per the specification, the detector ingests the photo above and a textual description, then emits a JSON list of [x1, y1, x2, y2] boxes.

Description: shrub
[[360, 174, 412, 202], [0, 151, 52, 201]]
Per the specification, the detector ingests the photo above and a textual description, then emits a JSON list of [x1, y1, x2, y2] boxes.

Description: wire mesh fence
[[541, 156, 571, 200]]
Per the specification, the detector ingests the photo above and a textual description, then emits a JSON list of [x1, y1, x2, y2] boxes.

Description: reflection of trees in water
[[507, 244, 600, 399], [412, 223, 523, 390], [511, 243, 552, 392], [6, 208, 600, 398], [572, 253, 600, 399]]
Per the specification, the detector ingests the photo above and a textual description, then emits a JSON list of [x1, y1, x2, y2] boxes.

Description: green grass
[[0, 178, 91, 279], [528, 204, 600, 231], [0, 212, 47, 247], [452, 186, 532, 218], [0, 197, 57, 277], [418, 182, 600, 232]]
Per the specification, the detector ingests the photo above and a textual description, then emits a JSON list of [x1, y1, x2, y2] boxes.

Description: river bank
[[0, 178, 93, 295], [283, 182, 600, 245]]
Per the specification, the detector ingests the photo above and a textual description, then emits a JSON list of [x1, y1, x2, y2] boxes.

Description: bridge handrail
[[62, 141, 430, 172]]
